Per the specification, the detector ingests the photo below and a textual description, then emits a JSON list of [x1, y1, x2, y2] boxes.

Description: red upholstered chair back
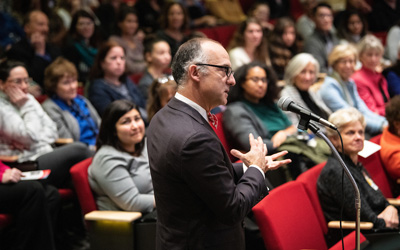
[[212, 112, 236, 162], [70, 158, 97, 215], [296, 162, 328, 234], [359, 134, 394, 198], [252, 181, 328, 250]]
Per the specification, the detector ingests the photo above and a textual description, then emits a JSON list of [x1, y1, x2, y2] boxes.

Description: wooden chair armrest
[[55, 138, 74, 145], [387, 198, 400, 206], [0, 155, 19, 163], [84, 210, 142, 223], [328, 221, 374, 230]]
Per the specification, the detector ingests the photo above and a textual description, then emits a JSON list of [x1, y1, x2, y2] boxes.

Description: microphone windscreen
[[277, 96, 292, 111]]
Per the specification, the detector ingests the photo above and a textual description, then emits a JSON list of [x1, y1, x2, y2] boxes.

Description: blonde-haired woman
[[352, 34, 389, 116], [319, 43, 387, 136], [281, 53, 331, 130]]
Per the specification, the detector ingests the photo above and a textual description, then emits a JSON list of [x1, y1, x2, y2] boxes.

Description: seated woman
[[0, 161, 59, 250], [281, 53, 332, 133], [88, 100, 155, 213], [268, 17, 302, 80], [223, 62, 330, 180], [138, 35, 172, 101], [319, 43, 387, 136], [62, 9, 101, 85], [381, 95, 400, 181], [228, 18, 271, 71], [0, 60, 92, 187], [88, 41, 146, 118], [317, 107, 399, 246], [156, 2, 191, 59], [42, 57, 101, 149], [353, 34, 389, 116], [147, 75, 177, 122], [109, 5, 146, 75], [336, 9, 368, 45]]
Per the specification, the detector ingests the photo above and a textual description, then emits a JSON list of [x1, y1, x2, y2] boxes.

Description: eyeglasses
[[7, 77, 33, 85], [247, 76, 267, 83], [195, 63, 234, 78]]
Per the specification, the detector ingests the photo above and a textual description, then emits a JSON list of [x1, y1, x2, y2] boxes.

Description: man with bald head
[[147, 37, 290, 250], [6, 10, 61, 93]]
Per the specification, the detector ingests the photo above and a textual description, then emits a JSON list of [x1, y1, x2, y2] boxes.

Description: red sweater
[[0, 161, 10, 183]]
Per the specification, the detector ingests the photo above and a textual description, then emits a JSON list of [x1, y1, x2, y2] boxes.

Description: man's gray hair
[[171, 38, 214, 86]]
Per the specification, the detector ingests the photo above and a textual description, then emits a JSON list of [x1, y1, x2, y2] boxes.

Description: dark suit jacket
[[6, 38, 61, 87], [147, 97, 267, 250]]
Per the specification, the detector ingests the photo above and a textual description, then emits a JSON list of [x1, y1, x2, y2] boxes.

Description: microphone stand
[[298, 117, 361, 250]]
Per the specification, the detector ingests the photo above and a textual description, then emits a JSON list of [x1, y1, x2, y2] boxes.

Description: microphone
[[278, 96, 337, 130]]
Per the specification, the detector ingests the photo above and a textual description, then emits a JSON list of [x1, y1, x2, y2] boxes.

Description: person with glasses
[[224, 61, 329, 181], [0, 60, 92, 188], [42, 57, 101, 149], [319, 43, 387, 136], [147, 38, 290, 250], [304, 2, 339, 74]]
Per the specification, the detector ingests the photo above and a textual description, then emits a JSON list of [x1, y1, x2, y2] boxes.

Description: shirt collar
[[175, 92, 208, 121]]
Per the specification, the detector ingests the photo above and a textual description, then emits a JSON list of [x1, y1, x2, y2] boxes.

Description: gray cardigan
[[88, 142, 154, 213], [42, 96, 101, 142], [223, 102, 274, 153]]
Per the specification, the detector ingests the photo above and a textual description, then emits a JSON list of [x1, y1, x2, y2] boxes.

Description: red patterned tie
[[207, 112, 218, 129]]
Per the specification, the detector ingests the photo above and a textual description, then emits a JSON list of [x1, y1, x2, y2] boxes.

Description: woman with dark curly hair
[[336, 9, 368, 45], [223, 61, 330, 180]]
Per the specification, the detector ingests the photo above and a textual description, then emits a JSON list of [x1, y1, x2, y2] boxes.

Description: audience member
[[179, 0, 218, 28], [296, 0, 318, 40], [260, 0, 290, 19], [304, 3, 339, 73], [147, 75, 177, 122], [88, 41, 146, 117], [381, 95, 400, 181], [247, 2, 274, 36], [134, 0, 164, 34], [268, 17, 302, 80], [95, 0, 124, 39], [224, 62, 330, 179], [383, 41, 400, 97], [336, 10, 368, 45], [62, 10, 101, 85], [367, 0, 400, 32], [317, 107, 399, 246], [0, 11, 25, 52], [385, 20, 400, 63], [89, 100, 155, 213], [319, 44, 387, 136], [109, 5, 146, 75], [42, 57, 100, 148], [0, 60, 92, 188], [281, 53, 331, 132], [0, 160, 60, 250], [138, 36, 172, 100], [156, 2, 191, 59], [333, 0, 372, 28], [56, 0, 82, 29], [5, 10, 61, 94], [353, 35, 389, 116], [203, 0, 246, 24], [228, 18, 271, 71]]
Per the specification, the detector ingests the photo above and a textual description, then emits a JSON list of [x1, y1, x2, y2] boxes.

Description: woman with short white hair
[[281, 53, 331, 130]]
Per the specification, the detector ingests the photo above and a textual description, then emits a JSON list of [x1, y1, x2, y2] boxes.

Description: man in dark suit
[[147, 37, 290, 250]]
